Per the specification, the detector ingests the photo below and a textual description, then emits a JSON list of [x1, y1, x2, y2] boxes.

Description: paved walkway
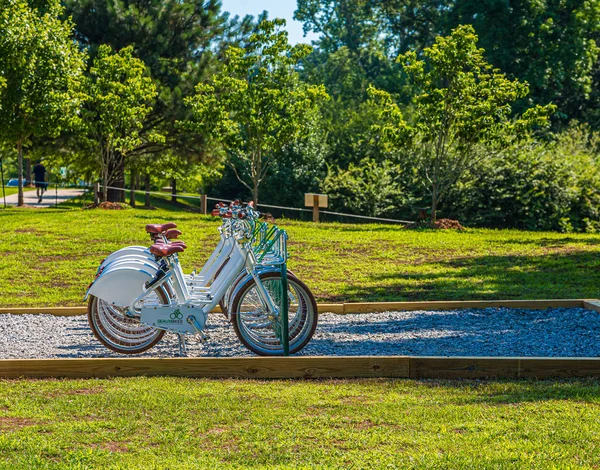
[[1, 188, 85, 207]]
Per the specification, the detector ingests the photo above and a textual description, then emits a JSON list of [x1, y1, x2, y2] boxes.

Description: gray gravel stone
[[0, 307, 598, 358]]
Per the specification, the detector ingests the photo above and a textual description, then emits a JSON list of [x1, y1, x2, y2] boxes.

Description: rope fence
[[99, 184, 412, 225], [1, 179, 413, 225]]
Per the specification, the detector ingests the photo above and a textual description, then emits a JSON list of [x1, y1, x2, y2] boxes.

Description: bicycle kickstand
[[177, 333, 188, 357]]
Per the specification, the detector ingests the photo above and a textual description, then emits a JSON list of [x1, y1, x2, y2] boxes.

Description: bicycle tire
[[230, 272, 318, 355]]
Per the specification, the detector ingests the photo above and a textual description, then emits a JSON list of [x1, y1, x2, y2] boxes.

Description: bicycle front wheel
[[230, 272, 318, 355]]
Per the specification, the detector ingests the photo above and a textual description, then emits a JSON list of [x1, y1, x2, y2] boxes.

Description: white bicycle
[[85, 201, 318, 356]]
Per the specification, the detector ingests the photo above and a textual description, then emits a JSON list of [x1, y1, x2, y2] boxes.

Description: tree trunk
[[430, 183, 438, 224], [25, 158, 32, 187], [107, 158, 125, 203], [252, 179, 259, 206], [17, 140, 24, 207], [129, 169, 137, 207], [144, 173, 151, 207], [170, 178, 177, 204]]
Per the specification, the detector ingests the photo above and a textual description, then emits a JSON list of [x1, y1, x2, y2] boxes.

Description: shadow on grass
[[326, 250, 600, 303], [496, 236, 600, 247], [409, 379, 600, 404]]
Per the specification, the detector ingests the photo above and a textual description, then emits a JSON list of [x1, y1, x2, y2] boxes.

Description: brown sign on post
[[304, 193, 328, 222]]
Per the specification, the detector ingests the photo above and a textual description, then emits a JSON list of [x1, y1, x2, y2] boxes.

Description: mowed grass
[[1, 377, 600, 469], [2, 203, 600, 307]]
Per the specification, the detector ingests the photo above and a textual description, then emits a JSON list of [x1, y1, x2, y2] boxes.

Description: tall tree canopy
[[184, 19, 329, 204], [62, 0, 258, 199], [78, 45, 158, 202], [0, 0, 85, 205], [371, 25, 555, 222]]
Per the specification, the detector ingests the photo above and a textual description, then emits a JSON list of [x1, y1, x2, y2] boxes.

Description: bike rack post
[[280, 262, 289, 356]]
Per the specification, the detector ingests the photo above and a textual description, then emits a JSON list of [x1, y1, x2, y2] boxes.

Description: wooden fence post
[[200, 194, 207, 214], [93, 182, 100, 205], [313, 194, 320, 223]]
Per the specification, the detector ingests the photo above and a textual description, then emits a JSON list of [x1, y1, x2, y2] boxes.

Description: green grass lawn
[[1, 377, 599, 468], [2, 201, 600, 307]]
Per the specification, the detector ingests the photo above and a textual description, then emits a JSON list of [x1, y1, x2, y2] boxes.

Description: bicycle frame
[[88, 215, 282, 335]]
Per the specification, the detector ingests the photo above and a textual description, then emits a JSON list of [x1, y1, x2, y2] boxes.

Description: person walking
[[33, 160, 47, 203]]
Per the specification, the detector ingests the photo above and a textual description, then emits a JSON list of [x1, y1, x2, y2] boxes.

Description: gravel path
[[0, 307, 599, 358]]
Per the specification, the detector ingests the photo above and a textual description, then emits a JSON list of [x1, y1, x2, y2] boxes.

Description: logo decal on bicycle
[[170, 309, 183, 320], [157, 308, 184, 324]]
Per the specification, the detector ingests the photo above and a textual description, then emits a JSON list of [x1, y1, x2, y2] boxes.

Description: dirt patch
[[339, 395, 371, 405], [405, 218, 465, 230], [68, 387, 104, 396], [38, 254, 82, 263], [85, 202, 130, 210], [14, 228, 38, 234], [0, 416, 39, 430], [206, 426, 229, 435], [90, 441, 130, 453]]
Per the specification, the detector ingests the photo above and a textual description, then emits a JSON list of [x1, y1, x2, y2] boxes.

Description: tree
[[0, 0, 85, 206], [371, 25, 555, 223], [446, 0, 600, 126], [63, 0, 260, 200], [184, 19, 329, 204], [78, 45, 158, 202]]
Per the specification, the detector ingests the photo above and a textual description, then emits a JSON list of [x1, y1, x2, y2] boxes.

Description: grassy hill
[[2, 202, 599, 307]]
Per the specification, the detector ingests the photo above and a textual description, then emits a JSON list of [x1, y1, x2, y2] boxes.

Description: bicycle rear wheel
[[230, 272, 318, 355], [87, 285, 170, 354]]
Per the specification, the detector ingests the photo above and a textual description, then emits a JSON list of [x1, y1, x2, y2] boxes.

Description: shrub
[[443, 125, 600, 231]]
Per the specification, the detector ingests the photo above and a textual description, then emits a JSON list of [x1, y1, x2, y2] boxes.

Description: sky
[[220, 0, 319, 44]]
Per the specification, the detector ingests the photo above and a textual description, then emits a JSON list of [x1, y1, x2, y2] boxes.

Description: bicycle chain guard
[[140, 304, 207, 334]]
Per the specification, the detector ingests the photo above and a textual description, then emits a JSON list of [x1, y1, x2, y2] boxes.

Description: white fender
[[97, 246, 151, 273], [101, 256, 160, 273], [87, 264, 159, 307]]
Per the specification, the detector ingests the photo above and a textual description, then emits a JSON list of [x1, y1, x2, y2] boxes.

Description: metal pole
[[280, 263, 289, 356], [0, 158, 5, 209]]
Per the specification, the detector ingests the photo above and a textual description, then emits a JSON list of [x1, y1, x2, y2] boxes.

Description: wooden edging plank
[[0, 356, 409, 379], [2, 356, 600, 379], [1, 299, 596, 316], [583, 300, 600, 314], [343, 299, 587, 314]]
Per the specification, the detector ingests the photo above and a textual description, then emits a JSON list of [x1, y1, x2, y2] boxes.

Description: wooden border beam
[[0, 356, 409, 379], [0, 299, 596, 316], [343, 299, 587, 313], [583, 300, 600, 314], [2, 356, 600, 379]]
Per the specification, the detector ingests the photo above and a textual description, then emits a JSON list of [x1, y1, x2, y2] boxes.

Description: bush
[[443, 125, 600, 231], [323, 158, 413, 217]]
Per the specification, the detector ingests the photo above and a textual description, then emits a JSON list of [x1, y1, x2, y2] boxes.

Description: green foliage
[[0, 0, 86, 204], [447, 0, 600, 125], [323, 159, 412, 217], [258, 111, 329, 207], [445, 124, 600, 231], [184, 19, 329, 203], [78, 45, 158, 201], [295, 0, 384, 54], [372, 25, 555, 222]]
